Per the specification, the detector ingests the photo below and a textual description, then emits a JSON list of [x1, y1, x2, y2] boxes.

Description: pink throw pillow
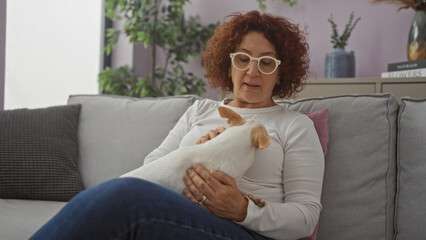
[[304, 108, 329, 156], [298, 108, 329, 240]]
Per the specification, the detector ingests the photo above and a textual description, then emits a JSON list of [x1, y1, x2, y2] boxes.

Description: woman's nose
[[247, 60, 260, 76]]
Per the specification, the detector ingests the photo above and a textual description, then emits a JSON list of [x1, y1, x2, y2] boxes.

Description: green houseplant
[[325, 11, 361, 78], [328, 11, 361, 50], [100, 0, 217, 97]]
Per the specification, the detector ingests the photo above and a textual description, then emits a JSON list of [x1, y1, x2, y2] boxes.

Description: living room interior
[[0, 0, 425, 110], [1, 1, 426, 240]]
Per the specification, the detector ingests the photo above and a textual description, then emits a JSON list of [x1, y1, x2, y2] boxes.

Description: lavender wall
[[130, 0, 417, 99], [185, 0, 414, 78]]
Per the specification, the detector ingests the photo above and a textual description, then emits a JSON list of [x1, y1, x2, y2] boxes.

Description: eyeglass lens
[[233, 53, 277, 74]]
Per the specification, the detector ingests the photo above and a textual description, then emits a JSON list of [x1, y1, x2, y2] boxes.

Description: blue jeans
[[31, 178, 271, 240]]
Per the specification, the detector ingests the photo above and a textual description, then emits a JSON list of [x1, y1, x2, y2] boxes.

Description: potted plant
[[371, 0, 426, 61], [100, 0, 218, 98], [325, 11, 361, 78]]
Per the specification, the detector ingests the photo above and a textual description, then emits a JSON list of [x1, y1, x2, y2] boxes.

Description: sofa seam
[[68, 94, 201, 104], [277, 93, 392, 105], [400, 97, 426, 102], [393, 99, 406, 240], [384, 95, 396, 240]]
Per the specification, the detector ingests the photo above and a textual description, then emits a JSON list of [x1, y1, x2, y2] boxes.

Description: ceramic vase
[[324, 48, 355, 78], [407, 10, 426, 61]]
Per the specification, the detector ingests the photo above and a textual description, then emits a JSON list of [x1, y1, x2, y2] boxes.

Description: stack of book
[[381, 59, 426, 78]]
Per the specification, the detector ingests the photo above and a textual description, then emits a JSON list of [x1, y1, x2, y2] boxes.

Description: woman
[[31, 10, 324, 240]]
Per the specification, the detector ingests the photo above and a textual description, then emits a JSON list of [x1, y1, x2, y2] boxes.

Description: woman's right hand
[[195, 126, 226, 144], [183, 164, 249, 222]]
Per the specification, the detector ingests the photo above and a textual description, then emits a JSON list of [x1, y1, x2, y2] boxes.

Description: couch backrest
[[69, 93, 426, 240], [68, 94, 200, 189], [395, 97, 426, 240], [277, 94, 399, 240]]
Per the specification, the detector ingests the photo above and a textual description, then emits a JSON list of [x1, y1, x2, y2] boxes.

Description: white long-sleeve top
[[144, 99, 325, 240]]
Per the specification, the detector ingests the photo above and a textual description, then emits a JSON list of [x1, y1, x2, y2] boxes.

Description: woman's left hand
[[183, 164, 248, 222]]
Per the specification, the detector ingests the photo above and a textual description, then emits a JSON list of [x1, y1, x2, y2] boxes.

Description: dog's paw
[[247, 194, 267, 207], [240, 191, 267, 208]]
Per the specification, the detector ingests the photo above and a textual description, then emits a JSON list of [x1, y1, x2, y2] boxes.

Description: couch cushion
[[0, 199, 66, 240], [395, 97, 426, 240], [0, 104, 83, 201], [68, 94, 200, 189], [277, 94, 398, 240]]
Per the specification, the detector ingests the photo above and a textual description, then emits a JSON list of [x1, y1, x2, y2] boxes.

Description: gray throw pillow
[[0, 104, 83, 201]]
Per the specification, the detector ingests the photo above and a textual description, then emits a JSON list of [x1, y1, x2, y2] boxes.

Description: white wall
[[4, 0, 103, 109], [0, 0, 6, 109], [111, 18, 133, 68]]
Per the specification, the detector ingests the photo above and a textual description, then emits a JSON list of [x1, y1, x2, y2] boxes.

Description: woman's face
[[229, 31, 280, 108]]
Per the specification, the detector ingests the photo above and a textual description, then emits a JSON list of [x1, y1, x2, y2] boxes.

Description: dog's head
[[218, 106, 271, 149]]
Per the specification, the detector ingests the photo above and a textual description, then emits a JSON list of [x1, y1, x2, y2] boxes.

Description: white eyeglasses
[[230, 52, 281, 75]]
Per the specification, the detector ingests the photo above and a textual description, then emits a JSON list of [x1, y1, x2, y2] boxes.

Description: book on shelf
[[381, 68, 426, 78], [387, 59, 426, 72]]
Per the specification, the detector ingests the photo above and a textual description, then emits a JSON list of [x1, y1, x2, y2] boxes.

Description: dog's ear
[[251, 125, 271, 149], [218, 106, 245, 126]]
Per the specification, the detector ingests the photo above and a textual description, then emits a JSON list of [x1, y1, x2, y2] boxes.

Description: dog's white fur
[[121, 106, 270, 196]]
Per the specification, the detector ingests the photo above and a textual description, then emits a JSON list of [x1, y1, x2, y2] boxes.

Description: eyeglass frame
[[229, 52, 281, 75]]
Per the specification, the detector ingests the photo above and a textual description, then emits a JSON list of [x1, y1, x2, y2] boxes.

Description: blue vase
[[325, 48, 355, 78]]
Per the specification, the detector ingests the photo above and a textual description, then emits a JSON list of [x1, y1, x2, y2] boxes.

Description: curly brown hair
[[201, 10, 310, 98]]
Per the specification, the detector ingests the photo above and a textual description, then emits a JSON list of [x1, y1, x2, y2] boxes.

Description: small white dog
[[121, 106, 270, 206]]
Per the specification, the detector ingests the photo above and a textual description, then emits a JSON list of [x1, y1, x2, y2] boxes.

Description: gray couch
[[1, 93, 425, 240]]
